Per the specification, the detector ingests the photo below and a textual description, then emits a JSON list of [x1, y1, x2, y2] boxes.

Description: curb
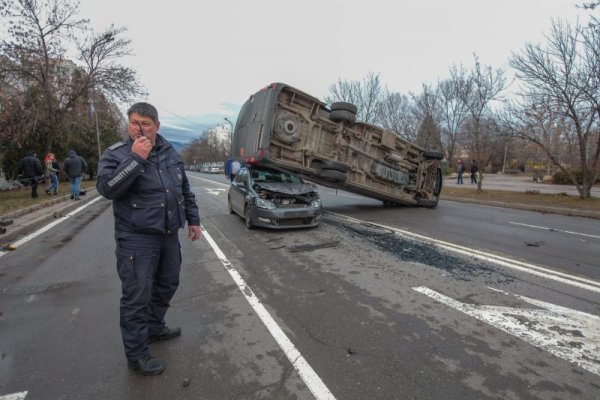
[[0, 188, 101, 246]]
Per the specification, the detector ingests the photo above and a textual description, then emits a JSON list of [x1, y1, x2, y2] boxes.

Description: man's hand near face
[[131, 136, 153, 160]]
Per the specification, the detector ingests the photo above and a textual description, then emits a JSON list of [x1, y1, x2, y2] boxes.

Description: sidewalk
[[443, 173, 600, 219], [0, 188, 101, 249]]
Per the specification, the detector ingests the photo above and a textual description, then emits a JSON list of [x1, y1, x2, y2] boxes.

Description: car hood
[[254, 182, 318, 195]]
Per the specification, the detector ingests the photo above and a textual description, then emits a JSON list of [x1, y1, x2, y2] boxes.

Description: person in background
[[456, 159, 465, 184], [64, 149, 87, 200], [96, 102, 201, 376], [470, 160, 478, 184], [44, 152, 59, 195], [18, 150, 43, 198]]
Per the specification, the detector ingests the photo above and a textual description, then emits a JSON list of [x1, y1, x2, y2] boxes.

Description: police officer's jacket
[[96, 134, 200, 234]]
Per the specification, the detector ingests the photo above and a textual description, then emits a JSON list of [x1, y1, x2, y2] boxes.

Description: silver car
[[227, 166, 322, 229]]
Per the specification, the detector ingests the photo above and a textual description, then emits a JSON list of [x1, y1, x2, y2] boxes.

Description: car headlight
[[255, 197, 276, 210], [311, 198, 322, 208]]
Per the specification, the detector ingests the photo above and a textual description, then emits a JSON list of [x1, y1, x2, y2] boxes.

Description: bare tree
[[377, 90, 418, 142], [411, 83, 442, 150], [505, 20, 599, 198], [459, 54, 506, 190], [438, 64, 471, 165], [326, 72, 384, 124], [0, 0, 143, 162]]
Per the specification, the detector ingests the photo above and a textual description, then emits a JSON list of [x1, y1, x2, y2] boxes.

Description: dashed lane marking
[[201, 227, 337, 400], [509, 221, 600, 240], [414, 286, 600, 376], [0, 391, 28, 400]]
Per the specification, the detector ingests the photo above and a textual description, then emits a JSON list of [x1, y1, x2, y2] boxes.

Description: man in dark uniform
[[19, 150, 43, 198], [97, 102, 201, 376]]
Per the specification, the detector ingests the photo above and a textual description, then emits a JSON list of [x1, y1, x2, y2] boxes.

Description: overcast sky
[[79, 0, 592, 135]]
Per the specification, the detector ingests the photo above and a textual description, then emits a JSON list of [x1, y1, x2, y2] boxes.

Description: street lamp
[[223, 117, 234, 135]]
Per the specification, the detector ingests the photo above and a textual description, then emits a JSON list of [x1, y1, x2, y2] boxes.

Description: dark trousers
[[115, 230, 182, 361], [29, 177, 39, 198]]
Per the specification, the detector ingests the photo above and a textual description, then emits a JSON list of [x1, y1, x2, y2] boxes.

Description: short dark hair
[[127, 102, 159, 123]]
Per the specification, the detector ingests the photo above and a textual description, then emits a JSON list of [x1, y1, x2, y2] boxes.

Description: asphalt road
[[0, 173, 599, 400]]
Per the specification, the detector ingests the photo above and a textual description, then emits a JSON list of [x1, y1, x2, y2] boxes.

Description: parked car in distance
[[228, 165, 322, 229]]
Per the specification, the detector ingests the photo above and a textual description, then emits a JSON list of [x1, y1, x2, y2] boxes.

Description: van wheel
[[423, 150, 444, 160], [417, 197, 439, 208], [330, 102, 358, 115], [274, 113, 302, 144], [320, 160, 349, 173], [329, 110, 356, 124], [434, 168, 443, 196], [319, 169, 347, 182], [244, 207, 254, 229]]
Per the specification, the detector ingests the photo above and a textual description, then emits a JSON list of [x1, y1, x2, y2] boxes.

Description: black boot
[[127, 355, 165, 376], [148, 326, 181, 343]]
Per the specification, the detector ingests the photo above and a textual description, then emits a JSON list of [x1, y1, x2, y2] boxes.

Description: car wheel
[[319, 169, 347, 182], [228, 196, 235, 214], [329, 110, 356, 124], [330, 102, 358, 115], [244, 207, 254, 229]]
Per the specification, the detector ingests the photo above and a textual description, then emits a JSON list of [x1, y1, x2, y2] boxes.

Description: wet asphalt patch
[[341, 222, 516, 285]]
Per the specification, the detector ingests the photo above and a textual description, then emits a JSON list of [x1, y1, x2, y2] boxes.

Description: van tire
[[321, 160, 349, 173], [329, 110, 356, 124], [434, 167, 443, 196], [319, 169, 347, 182], [331, 102, 358, 115], [416, 197, 439, 208], [423, 150, 444, 160]]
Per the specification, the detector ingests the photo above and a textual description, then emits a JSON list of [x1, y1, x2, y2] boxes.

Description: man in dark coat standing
[[18, 151, 43, 198], [96, 102, 201, 376], [64, 150, 88, 200]]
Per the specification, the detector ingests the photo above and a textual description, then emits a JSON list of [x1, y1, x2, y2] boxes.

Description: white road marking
[[0, 196, 103, 258], [187, 174, 230, 188], [328, 212, 600, 294], [201, 227, 336, 400], [0, 392, 28, 400], [205, 188, 227, 196], [509, 221, 600, 240], [414, 286, 600, 376]]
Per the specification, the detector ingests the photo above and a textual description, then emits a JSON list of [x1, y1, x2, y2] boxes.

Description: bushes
[[552, 168, 600, 185]]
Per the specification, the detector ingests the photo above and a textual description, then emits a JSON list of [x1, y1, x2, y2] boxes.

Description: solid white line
[[509, 221, 600, 240], [201, 228, 336, 400], [0, 196, 104, 258], [328, 212, 600, 294], [0, 391, 28, 400]]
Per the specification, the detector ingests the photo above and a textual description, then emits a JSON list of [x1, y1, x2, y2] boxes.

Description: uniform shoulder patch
[[107, 141, 127, 151]]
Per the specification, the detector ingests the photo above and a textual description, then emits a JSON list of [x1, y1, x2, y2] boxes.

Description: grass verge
[[0, 180, 97, 216]]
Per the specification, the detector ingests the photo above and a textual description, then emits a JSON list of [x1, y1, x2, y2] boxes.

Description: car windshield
[[250, 168, 302, 184]]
